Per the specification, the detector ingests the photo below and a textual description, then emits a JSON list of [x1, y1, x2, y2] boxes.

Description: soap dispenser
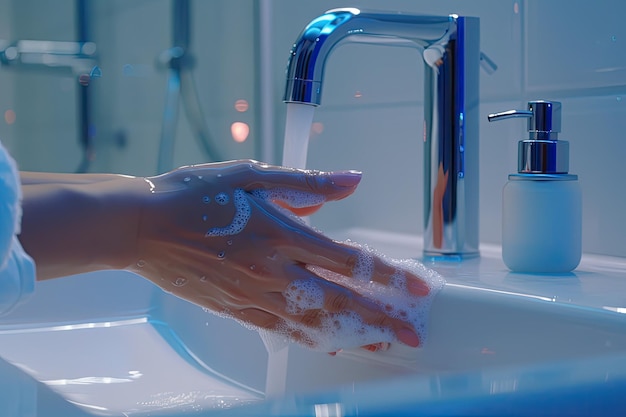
[[488, 100, 581, 273]]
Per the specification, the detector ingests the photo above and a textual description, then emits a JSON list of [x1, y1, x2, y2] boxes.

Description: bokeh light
[[234, 99, 249, 112], [231, 122, 250, 143], [4, 109, 16, 125]]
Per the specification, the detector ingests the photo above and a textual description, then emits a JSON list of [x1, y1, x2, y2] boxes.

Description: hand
[[130, 160, 431, 352]]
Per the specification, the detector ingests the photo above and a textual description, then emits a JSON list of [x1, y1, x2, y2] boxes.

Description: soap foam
[[289, 245, 445, 352], [283, 278, 325, 314], [205, 189, 251, 237], [251, 188, 326, 208], [202, 186, 445, 352]]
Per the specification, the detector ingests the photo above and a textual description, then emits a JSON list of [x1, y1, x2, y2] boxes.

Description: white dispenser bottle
[[488, 101, 581, 273]]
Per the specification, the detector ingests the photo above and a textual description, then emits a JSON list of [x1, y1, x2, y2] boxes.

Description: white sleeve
[[0, 237, 35, 316], [0, 141, 36, 316]]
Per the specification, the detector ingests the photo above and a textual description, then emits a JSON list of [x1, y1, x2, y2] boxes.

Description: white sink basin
[[2, 228, 626, 415]]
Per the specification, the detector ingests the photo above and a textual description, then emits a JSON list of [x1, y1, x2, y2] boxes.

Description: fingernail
[[331, 170, 362, 187], [363, 342, 390, 352], [397, 328, 420, 348], [407, 278, 430, 296]]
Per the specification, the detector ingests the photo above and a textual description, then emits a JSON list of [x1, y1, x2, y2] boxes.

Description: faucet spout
[[284, 8, 480, 258]]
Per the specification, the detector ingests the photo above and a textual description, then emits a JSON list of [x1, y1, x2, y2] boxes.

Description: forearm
[[18, 172, 147, 280]]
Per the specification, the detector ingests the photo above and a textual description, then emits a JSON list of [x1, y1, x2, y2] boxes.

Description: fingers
[[173, 160, 361, 213], [189, 254, 422, 351], [230, 160, 363, 202], [172, 160, 362, 205], [250, 193, 431, 297], [281, 237, 431, 297], [318, 278, 421, 348], [266, 265, 421, 349]]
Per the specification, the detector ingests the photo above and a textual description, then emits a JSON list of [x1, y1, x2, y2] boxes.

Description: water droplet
[[249, 264, 256, 270], [202, 214, 208, 221], [199, 276, 207, 282], [217, 251, 226, 259], [227, 240, 233, 246], [203, 196, 211, 204], [183, 176, 191, 183], [215, 192, 230, 205], [267, 252, 278, 261], [172, 277, 188, 287], [198, 175, 203, 180], [136, 259, 146, 268]]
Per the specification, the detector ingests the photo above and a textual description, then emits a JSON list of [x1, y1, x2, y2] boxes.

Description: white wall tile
[[525, 0, 626, 93], [560, 95, 626, 257], [308, 104, 424, 235], [322, 43, 423, 108]]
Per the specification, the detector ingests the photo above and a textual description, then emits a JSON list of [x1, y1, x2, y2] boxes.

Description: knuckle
[[345, 251, 359, 274], [241, 159, 259, 173], [303, 172, 322, 193], [241, 308, 279, 330], [242, 158, 257, 165], [372, 313, 392, 328], [299, 309, 322, 327], [328, 292, 350, 312]]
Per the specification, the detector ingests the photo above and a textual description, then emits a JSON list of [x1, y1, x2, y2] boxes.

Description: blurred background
[[1, 0, 625, 257]]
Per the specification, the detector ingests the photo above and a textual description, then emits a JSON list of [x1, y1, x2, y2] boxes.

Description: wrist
[[19, 173, 149, 279], [94, 175, 149, 271]]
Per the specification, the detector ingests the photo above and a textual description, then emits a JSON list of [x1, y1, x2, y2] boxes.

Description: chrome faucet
[[284, 8, 481, 258]]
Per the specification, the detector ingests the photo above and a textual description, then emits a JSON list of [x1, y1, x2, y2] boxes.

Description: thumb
[[271, 170, 362, 215], [274, 201, 324, 216]]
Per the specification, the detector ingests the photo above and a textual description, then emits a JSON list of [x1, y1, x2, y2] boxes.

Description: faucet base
[[422, 251, 480, 263]]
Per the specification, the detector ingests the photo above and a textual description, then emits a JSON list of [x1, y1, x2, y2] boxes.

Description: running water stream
[[281, 102, 316, 170], [262, 103, 316, 400]]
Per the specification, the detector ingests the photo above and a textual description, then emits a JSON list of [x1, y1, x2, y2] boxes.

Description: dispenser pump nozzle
[[488, 100, 569, 174], [488, 100, 561, 140]]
